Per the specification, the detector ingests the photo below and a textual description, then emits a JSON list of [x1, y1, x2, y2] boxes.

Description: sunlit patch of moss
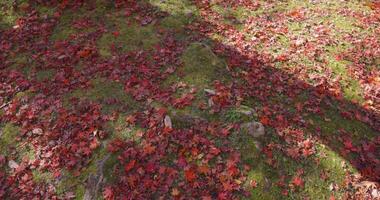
[[149, 0, 198, 17], [299, 143, 353, 200], [97, 20, 159, 57], [0, 0, 29, 28], [342, 79, 363, 103], [327, 58, 364, 102], [36, 69, 55, 81], [0, 123, 20, 154], [164, 43, 227, 88], [56, 161, 97, 198], [244, 163, 283, 200], [67, 78, 137, 113]]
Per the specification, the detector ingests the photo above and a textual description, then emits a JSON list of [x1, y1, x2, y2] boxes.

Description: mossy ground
[[65, 78, 138, 114], [2, 0, 378, 199]]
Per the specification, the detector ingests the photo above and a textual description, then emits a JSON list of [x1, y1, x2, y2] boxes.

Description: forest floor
[[0, 0, 380, 199]]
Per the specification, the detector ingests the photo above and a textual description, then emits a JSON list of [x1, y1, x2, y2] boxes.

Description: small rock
[[8, 160, 19, 169], [208, 98, 214, 107], [204, 89, 216, 95], [32, 128, 43, 135], [164, 115, 172, 128], [241, 121, 265, 138], [372, 189, 379, 198], [58, 55, 67, 60]]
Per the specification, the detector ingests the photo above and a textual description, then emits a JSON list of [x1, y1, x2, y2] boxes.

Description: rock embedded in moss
[[241, 121, 265, 138]]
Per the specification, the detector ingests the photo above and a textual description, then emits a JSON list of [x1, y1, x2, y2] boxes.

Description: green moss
[[36, 6, 56, 17], [159, 16, 190, 43], [51, 7, 96, 41], [66, 78, 138, 113], [36, 69, 55, 81], [0, 123, 20, 154], [97, 17, 159, 57], [149, 0, 198, 17], [50, 12, 78, 41], [0, 0, 28, 28], [327, 59, 364, 102], [164, 43, 226, 87], [308, 107, 377, 141], [14, 90, 34, 99], [245, 163, 283, 200], [106, 114, 143, 141], [102, 153, 119, 183], [32, 170, 53, 184], [230, 132, 261, 165], [299, 143, 352, 200]]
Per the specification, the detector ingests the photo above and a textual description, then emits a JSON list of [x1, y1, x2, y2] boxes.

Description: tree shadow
[[144, 0, 380, 184], [1, 0, 379, 199]]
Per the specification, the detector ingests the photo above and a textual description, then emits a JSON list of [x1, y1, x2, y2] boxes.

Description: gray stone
[[8, 160, 19, 169], [241, 121, 265, 138], [32, 128, 43, 135], [204, 89, 216, 95], [164, 115, 172, 128]]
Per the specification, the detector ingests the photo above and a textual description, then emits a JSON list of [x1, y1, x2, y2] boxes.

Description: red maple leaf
[[292, 176, 304, 188], [124, 160, 136, 173], [184, 168, 197, 182], [103, 187, 114, 200]]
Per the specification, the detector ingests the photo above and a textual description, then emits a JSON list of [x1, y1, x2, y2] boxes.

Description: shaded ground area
[[0, 0, 379, 199]]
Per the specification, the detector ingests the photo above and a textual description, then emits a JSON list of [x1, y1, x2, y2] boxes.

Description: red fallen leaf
[[227, 166, 239, 176], [125, 115, 137, 125], [171, 188, 180, 196], [53, 171, 61, 178], [198, 165, 210, 174], [124, 160, 136, 173], [184, 168, 197, 182], [343, 139, 354, 151], [112, 31, 120, 37], [276, 54, 288, 62], [260, 116, 270, 125], [222, 181, 234, 191], [329, 195, 335, 200], [89, 139, 99, 150], [292, 176, 304, 188], [288, 9, 305, 20], [367, 2, 380, 10], [77, 49, 92, 58], [281, 189, 289, 196], [143, 143, 156, 155], [103, 187, 114, 200]]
